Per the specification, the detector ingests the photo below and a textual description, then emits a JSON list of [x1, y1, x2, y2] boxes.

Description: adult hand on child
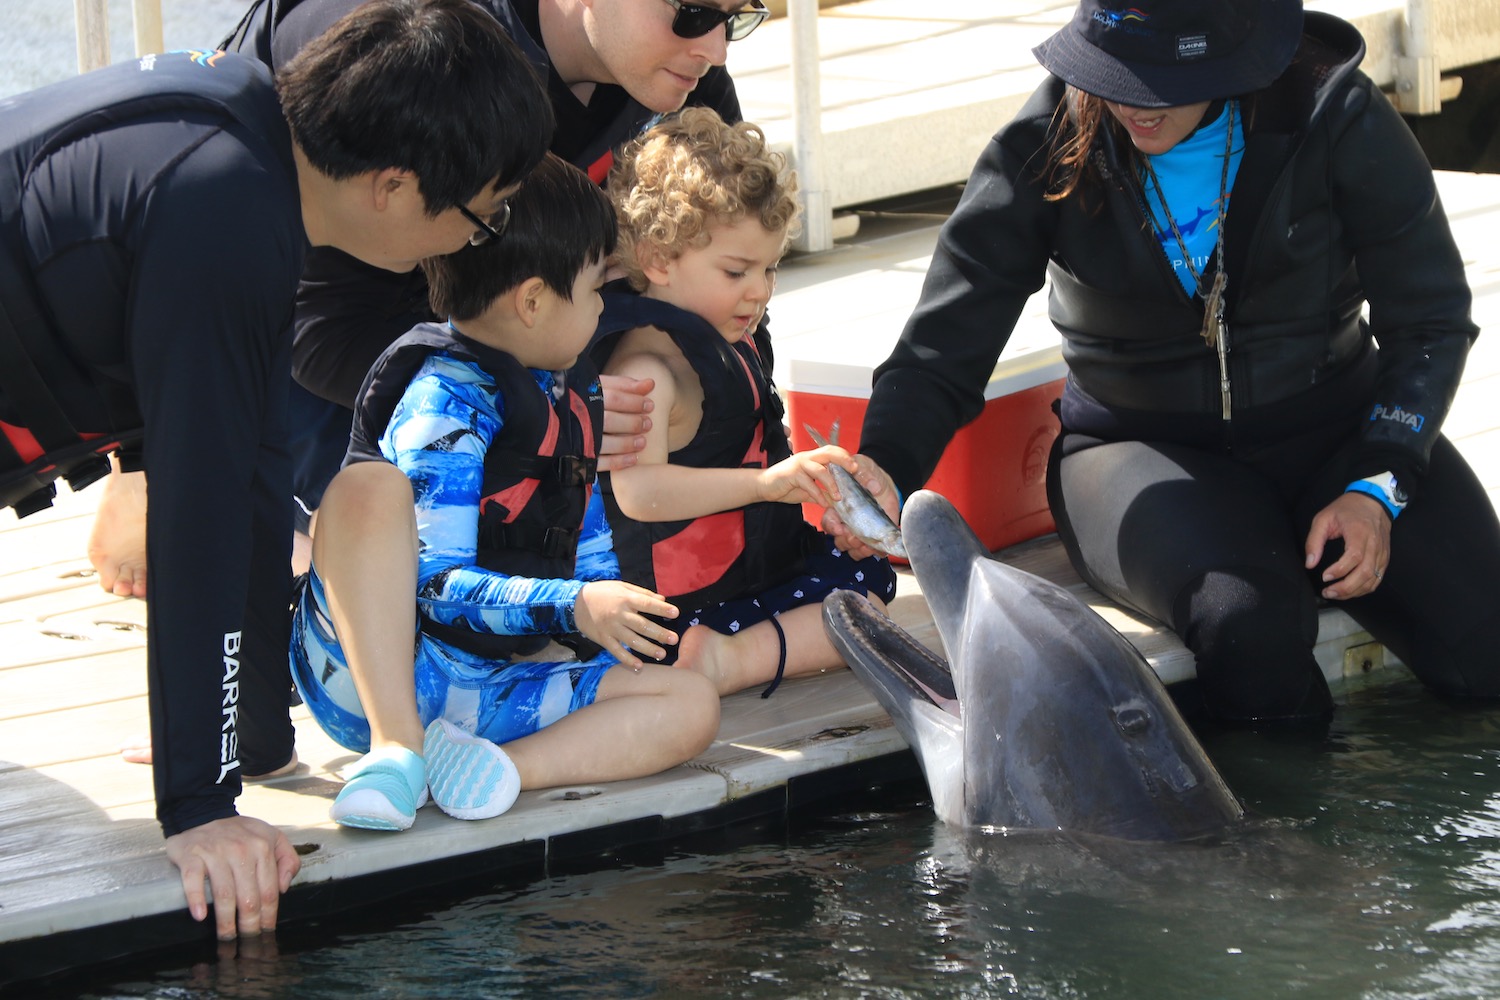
[[165, 815, 300, 941], [822, 454, 899, 561], [758, 446, 856, 506], [1304, 491, 1393, 600], [597, 374, 654, 472], [576, 580, 680, 670]]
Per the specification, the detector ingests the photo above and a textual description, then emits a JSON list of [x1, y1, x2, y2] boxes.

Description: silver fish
[[803, 421, 907, 559]]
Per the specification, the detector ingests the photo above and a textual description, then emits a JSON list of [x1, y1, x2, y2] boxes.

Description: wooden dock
[[4, 169, 1500, 987]]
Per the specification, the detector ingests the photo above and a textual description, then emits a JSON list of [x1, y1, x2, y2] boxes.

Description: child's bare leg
[[677, 597, 887, 696], [312, 462, 424, 753], [502, 665, 720, 787], [87, 460, 149, 599]]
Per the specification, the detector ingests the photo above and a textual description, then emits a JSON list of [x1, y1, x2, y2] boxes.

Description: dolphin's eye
[[1113, 706, 1150, 735]]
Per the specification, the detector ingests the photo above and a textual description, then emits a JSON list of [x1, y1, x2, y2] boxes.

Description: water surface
[[53, 677, 1500, 999]]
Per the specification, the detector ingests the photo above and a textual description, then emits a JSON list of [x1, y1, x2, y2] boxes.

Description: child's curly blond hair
[[610, 107, 800, 292]]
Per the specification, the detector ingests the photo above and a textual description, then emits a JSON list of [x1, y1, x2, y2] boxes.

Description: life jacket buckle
[[62, 454, 112, 493], [555, 454, 594, 487], [541, 525, 580, 559], [12, 484, 57, 518]]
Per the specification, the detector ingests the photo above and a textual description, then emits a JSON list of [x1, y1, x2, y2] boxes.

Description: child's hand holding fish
[[756, 445, 859, 506], [805, 422, 906, 560]]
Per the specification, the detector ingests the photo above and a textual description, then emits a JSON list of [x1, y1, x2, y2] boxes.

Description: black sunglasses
[[458, 199, 511, 247], [661, 0, 769, 42]]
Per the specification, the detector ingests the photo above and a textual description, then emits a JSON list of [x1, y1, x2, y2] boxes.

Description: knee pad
[[1172, 568, 1332, 725]]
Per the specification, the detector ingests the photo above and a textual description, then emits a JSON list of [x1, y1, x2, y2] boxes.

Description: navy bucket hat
[[1033, 0, 1305, 108]]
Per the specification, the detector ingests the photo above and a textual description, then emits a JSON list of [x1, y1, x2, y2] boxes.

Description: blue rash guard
[[393, 356, 618, 642], [291, 351, 620, 752], [1141, 100, 1245, 295]]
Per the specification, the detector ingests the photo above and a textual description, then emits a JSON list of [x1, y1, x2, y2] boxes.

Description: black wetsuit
[[0, 51, 302, 835], [859, 13, 1500, 724], [222, 0, 745, 521]]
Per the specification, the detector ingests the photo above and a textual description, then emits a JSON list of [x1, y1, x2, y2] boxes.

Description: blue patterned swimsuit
[[291, 349, 619, 753]]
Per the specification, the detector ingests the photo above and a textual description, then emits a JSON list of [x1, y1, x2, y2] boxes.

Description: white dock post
[[788, 0, 833, 253], [133, 0, 165, 57], [1395, 0, 1462, 114], [73, 0, 111, 74]]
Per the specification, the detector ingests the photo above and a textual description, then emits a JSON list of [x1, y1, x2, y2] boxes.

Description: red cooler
[[785, 348, 1066, 553]]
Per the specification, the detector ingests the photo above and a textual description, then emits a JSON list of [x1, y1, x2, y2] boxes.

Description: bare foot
[[88, 468, 149, 599], [119, 739, 299, 780], [676, 625, 744, 696], [120, 735, 152, 764], [245, 752, 300, 781]]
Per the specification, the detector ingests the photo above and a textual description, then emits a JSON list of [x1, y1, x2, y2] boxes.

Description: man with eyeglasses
[[85, 0, 771, 611], [458, 200, 514, 248], [1, 0, 551, 939]]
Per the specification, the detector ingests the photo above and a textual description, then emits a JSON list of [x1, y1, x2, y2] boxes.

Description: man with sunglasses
[[246, 0, 767, 413], [85, 0, 771, 609]]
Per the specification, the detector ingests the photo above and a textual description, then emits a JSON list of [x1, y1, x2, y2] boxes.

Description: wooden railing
[[72, 0, 164, 74], [69, 0, 1480, 251]]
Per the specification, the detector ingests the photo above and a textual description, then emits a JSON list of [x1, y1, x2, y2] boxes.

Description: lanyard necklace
[[1140, 100, 1236, 420]]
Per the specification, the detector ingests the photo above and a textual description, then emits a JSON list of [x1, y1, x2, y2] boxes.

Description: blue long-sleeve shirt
[[379, 353, 618, 641]]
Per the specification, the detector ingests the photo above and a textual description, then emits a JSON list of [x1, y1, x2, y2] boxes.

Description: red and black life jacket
[[0, 52, 288, 516], [594, 293, 819, 612], [350, 322, 603, 657]]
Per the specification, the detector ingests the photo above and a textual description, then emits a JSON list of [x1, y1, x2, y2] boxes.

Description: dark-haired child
[[292, 154, 719, 831]]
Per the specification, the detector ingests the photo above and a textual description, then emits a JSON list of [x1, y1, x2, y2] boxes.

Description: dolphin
[[824, 490, 1244, 841]]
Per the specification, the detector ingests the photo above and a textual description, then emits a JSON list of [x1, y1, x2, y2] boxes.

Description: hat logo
[[1176, 33, 1209, 60], [1092, 7, 1149, 28]]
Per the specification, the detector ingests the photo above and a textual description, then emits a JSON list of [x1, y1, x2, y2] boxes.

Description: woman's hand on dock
[[165, 815, 301, 940]]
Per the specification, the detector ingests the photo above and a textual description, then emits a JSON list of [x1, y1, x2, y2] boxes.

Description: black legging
[[1048, 427, 1500, 724]]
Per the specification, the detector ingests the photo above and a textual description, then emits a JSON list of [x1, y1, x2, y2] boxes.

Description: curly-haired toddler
[[594, 107, 897, 698]]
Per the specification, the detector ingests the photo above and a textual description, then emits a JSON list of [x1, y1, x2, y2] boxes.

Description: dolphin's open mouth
[[824, 590, 956, 712]]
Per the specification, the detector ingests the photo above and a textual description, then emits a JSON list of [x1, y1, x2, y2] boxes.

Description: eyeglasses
[[660, 0, 769, 42], [458, 199, 511, 247]]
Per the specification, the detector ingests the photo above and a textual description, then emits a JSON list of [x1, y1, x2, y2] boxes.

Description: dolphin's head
[[826, 490, 1243, 841], [950, 556, 1242, 840]]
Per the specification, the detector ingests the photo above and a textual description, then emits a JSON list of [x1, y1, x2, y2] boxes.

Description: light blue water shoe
[[329, 746, 429, 831], [422, 719, 521, 821]]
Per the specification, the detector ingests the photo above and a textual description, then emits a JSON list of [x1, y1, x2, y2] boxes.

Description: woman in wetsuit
[[838, 0, 1500, 724]]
